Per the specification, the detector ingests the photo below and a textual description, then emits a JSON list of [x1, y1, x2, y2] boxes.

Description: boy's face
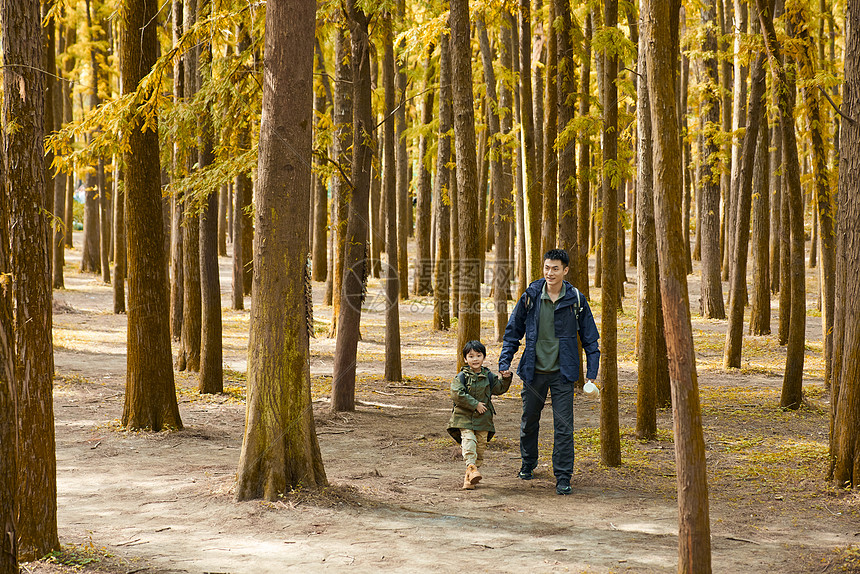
[[544, 259, 568, 288], [465, 350, 485, 372]]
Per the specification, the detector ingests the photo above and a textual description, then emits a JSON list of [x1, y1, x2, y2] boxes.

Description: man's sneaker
[[518, 465, 535, 480], [556, 481, 572, 495]]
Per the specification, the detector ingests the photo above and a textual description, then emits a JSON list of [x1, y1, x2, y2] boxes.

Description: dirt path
[[34, 241, 858, 573]]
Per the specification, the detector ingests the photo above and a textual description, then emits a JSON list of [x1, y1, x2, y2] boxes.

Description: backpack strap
[[571, 287, 581, 320]]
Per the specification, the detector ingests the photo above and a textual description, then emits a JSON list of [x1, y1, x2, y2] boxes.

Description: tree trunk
[[121, 0, 183, 433], [217, 183, 228, 256], [395, 2, 409, 301], [432, 30, 452, 332], [81, 0, 102, 275], [99, 158, 111, 284], [231, 20, 251, 311], [512, 17, 527, 294], [328, 23, 352, 338], [49, 13, 65, 290], [178, 0, 201, 373], [718, 0, 733, 282], [62, 24, 75, 250], [0, 136, 17, 568], [169, 0, 184, 338], [724, 49, 767, 368], [726, 0, 749, 288], [577, 12, 592, 300], [198, 27, 223, 395], [311, 88, 328, 282], [113, 163, 126, 314], [770, 126, 782, 294], [235, 0, 326, 499], [450, 0, 481, 367], [829, 0, 859, 487], [635, 15, 657, 440], [600, 0, 621, 468], [749, 111, 771, 335], [413, 46, 435, 296], [4, 0, 60, 559], [382, 16, 402, 382], [698, 0, 727, 319], [520, 0, 542, 280], [557, 0, 577, 287], [331, 1, 372, 412], [757, 0, 806, 409], [541, 0, 558, 256], [642, 2, 713, 570]]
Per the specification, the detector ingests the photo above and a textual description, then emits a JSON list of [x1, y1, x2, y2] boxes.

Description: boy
[[447, 340, 512, 490]]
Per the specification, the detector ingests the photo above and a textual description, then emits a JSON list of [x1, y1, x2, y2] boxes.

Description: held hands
[[476, 402, 488, 414], [500, 370, 512, 378]]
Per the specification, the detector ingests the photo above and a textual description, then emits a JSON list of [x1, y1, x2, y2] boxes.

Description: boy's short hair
[[462, 340, 487, 358], [543, 248, 570, 268]]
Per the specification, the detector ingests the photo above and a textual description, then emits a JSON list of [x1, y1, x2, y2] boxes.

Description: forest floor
[[24, 237, 860, 574]]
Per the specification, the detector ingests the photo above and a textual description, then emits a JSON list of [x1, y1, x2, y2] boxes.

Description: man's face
[[544, 259, 568, 287]]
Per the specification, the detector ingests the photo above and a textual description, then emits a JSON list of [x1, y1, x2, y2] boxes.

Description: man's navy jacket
[[499, 278, 600, 384]]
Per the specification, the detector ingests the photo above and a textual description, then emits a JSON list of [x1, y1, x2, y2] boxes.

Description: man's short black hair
[[462, 340, 487, 358], [543, 248, 570, 268]]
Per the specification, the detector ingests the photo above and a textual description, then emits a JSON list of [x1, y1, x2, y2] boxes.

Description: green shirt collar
[[541, 280, 566, 301]]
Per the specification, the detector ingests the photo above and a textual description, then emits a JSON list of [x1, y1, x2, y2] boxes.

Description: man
[[499, 248, 600, 495]]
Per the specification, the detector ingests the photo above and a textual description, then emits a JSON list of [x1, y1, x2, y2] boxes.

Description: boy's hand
[[476, 402, 487, 414]]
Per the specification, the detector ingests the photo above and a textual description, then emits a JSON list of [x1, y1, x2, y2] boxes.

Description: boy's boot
[[466, 464, 482, 485], [462, 470, 475, 490]]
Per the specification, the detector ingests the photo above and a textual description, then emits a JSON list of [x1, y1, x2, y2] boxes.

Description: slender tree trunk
[[724, 49, 767, 368], [4, 0, 59, 559], [698, 0, 727, 319], [600, 0, 621, 468], [331, 1, 372, 412], [541, 0, 558, 256], [113, 163, 126, 314], [235, 0, 326, 499], [635, 16, 657, 440], [98, 158, 111, 283], [829, 0, 860, 487], [62, 25, 75, 250], [512, 17, 527, 293], [395, 1, 409, 300], [217, 183, 228, 256], [749, 111, 771, 335], [81, 0, 101, 275], [49, 13, 65, 290], [450, 0, 481, 367], [231, 19, 251, 311], [413, 45, 435, 296], [642, 2, 713, 569], [770, 124, 782, 294], [726, 0, 749, 288], [757, 0, 806, 409], [520, 0, 542, 280], [382, 15, 402, 382], [169, 0, 184, 337], [432, 30, 452, 331], [577, 12, 592, 299], [718, 0, 733, 282], [557, 0, 577, 287], [311, 88, 328, 282]]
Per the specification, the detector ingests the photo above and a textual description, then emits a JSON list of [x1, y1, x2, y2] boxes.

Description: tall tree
[[724, 47, 767, 368], [232, 23, 252, 311], [170, 0, 185, 336], [235, 0, 326, 499], [600, 0, 621, 468], [577, 11, 593, 299], [48, 11, 65, 291], [698, 0, 727, 319], [121, 0, 183, 432], [4, 0, 59, 559], [749, 111, 771, 335], [520, 0, 542, 279], [432, 29, 452, 332], [177, 0, 202, 373], [113, 163, 126, 314], [829, 0, 859, 488], [643, 1, 713, 570], [382, 14, 402, 382], [81, 0, 102, 275], [330, 0, 373, 412], [413, 45, 435, 296], [757, 0, 806, 410], [395, 0, 409, 300], [450, 0, 481, 366], [540, 0, 558, 255], [311, 77, 328, 283], [556, 0, 577, 283], [62, 22, 76, 252]]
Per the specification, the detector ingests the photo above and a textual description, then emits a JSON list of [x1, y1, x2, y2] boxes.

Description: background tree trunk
[[541, 0, 558, 256], [113, 163, 126, 314], [413, 46, 435, 297], [311, 87, 328, 283], [62, 24, 76, 251], [3, 0, 60, 559], [231, 19, 251, 311], [643, 2, 713, 570], [829, 0, 859, 487], [577, 12, 592, 300], [395, 2, 409, 301], [432, 29, 452, 332], [450, 0, 481, 367], [557, 0, 577, 287], [81, 0, 102, 275], [49, 13, 65, 291], [120, 0, 183, 433], [235, 0, 326, 499], [749, 111, 771, 335], [520, 0, 542, 280], [169, 0, 184, 337], [331, 1, 373, 412]]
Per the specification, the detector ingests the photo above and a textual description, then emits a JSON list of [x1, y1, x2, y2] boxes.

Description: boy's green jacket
[[447, 366, 512, 443]]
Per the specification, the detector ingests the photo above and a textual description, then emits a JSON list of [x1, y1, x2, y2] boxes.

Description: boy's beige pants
[[460, 429, 488, 467]]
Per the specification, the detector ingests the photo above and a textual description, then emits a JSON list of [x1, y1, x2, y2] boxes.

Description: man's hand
[[500, 370, 512, 378], [476, 402, 487, 414]]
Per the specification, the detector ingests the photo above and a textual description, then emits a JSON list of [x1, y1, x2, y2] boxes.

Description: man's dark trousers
[[520, 371, 574, 481]]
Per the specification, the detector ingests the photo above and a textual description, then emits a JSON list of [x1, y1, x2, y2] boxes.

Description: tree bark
[[395, 2, 409, 300], [113, 163, 126, 314], [231, 24, 251, 311], [642, 2, 713, 570], [749, 111, 771, 335], [577, 11, 592, 300], [48, 12, 65, 291], [600, 0, 621, 468], [311, 88, 328, 282], [829, 0, 860, 487], [235, 0, 326, 498], [494, 16, 515, 340], [770, 126, 782, 294], [217, 183, 228, 257], [413, 46, 435, 296], [541, 0, 558, 256], [331, 0, 372, 412], [5, 0, 60, 559], [724, 49, 767, 368], [450, 0, 481, 367], [382, 15, 402, 382], [557, 0, 577, 287], [520, 0, 542, 280], [169, 0, 184, 336], [432, 30, 452, 332], [698, 0, 727, 319], [81, 0, 102, 275]]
